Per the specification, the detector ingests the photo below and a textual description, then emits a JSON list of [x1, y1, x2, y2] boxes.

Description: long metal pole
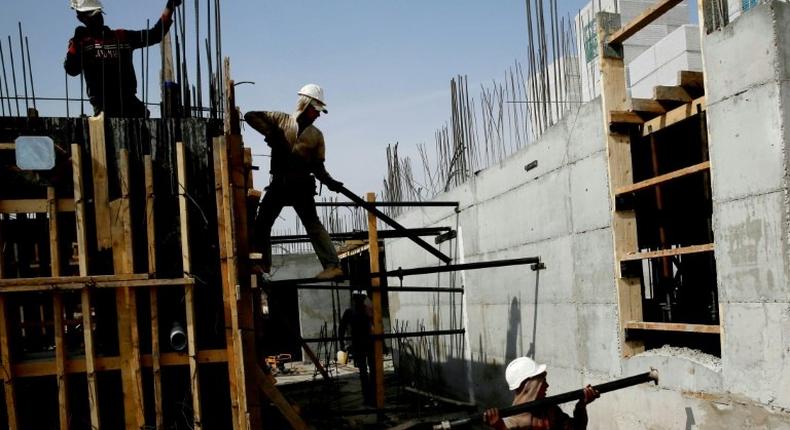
[[0, 40, 12, 115], [338, 186, 452, 264], [435, 370, 659, 429], [7, 36, 20, 116], [24, 37, 35, 111], [372, 257, 540, 279], [18, 23, 29, 113], [302, 329, 466, 344]]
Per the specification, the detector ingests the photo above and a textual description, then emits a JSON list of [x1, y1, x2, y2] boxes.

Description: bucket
[[336, 350, 348, 365]]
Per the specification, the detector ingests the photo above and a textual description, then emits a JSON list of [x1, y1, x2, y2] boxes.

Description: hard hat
[[297, 83, 328, 113], [505, 357, 546, 390], [70, 0, 103, 13]]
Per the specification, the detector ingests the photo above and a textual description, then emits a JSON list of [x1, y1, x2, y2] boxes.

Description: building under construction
[[1, 0, 790, 429]]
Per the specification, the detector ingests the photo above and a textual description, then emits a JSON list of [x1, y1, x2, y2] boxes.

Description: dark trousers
[[253, 182, 339, 269], [354, 346, 376, 406]]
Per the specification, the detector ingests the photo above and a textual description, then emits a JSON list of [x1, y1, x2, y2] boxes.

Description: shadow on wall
[[394, 269, 545, 408], [505, 296, 521, 362]]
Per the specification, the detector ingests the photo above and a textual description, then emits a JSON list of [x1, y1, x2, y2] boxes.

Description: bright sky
[[1, 1, 695, 229]]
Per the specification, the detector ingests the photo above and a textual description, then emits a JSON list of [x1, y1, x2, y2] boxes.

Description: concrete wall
[[384, 2, 790, 427]]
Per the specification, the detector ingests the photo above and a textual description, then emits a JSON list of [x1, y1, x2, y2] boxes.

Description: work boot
[[251, 262, 270, 275], [315, 265, 344, 280]]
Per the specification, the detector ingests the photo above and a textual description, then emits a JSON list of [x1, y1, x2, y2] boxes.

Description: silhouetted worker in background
[[244, 84, 345, 280], [339, 293, 375, 406], [64, 0, 182, 117], [484, 357, 599, 429]]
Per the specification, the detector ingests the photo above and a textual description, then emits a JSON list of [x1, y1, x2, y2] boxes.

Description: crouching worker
[[484, 357, 599, 429], [244, 84, 344, 280]]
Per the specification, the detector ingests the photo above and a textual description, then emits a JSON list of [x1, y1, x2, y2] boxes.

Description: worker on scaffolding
[[338, 292, 375, 406], [64, 0, 182, 117], [483, 357, 599, 429], [244, 84, 345, 280]]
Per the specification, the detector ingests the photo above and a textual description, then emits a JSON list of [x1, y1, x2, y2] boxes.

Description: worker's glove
[[167, 0, 182, 9], [323, 177, 343, 193]]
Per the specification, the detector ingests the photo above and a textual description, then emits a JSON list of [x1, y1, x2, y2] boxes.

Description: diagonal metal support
[[337, 186, 452, 264]]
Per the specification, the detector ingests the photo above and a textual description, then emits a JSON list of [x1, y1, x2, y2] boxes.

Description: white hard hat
[[70, 0, 103, 13], [297, 83, 328, 113], [505, 357, 546, 390]]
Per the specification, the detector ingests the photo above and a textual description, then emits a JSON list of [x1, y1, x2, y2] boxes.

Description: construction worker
[[64, 0, 182, 117], [484, 357, 599, 429], [244, 84, 345, 280], [338, 293, 375, 406]]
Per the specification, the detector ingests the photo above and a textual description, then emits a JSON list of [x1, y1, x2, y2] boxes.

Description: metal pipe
[[7, 36, 20, 116], [270, 227, 451, 244], [0, 39, 8, 115], [371, 257, 540, 279], [18, 23, 29, 113], [337, 185, 452, 264], [434, 370, 659, 429], [24, 36, 35, 110], [169, 321, 187, 351], [302, 328, 465, 343], [290, 284, 464, 293], [312, 201, 459, 208]]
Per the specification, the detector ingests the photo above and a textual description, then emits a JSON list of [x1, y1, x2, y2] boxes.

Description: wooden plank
[[624, 321, 720, 334], [598, 13, 645, 357], [630, 98, 667, 115], [48, 187, 70, 430], [212, 137, 242, 428], [88, 113, 112, 250], [653, 85, 692, 104], [112, 149, 144, 430], [176, 141, 203, 429], [0, 199, 75, 214], [253, 365, 308, 430], [608, 0, 684, 44], [144, 155, 164, 430], [609, 110, 645, 127], [0, 143, 14, 150], [679, 70, 704, 94], [226, 131, 261, 430], [642, 96, 706, 136], [0, 277, 192, 293], [12, 349, 229, 378], [0, 295, 19, 430], [615, 161, 710, 196], [72, 143, 101, 429], [0, 274, 147, 288], [0, 215, 19, 430], [621, 243, 715, 262], [366, 193, 385, 409]]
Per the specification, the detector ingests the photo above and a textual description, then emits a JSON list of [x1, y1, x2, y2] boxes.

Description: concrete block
[[573, 227, 617, 304], [721, 302, 790, 408], [713, 191, 790, 303], [578, 304, 621, 375], [703, 2, 783, 103], [628, 44, 658, 84], [570, 151, 611, 233], [708, 82, 785, 201]]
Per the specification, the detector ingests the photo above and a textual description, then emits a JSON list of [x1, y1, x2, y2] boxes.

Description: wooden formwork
[[0, 96, 305, 427]]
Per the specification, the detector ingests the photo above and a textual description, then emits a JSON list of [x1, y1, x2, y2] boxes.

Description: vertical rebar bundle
[[381, 0, 584, 201]]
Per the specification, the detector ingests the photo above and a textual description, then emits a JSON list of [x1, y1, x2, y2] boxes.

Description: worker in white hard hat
[[244, 84, 345, 280], [64, 0, 182, 117], [483, 357, 599, 429]]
